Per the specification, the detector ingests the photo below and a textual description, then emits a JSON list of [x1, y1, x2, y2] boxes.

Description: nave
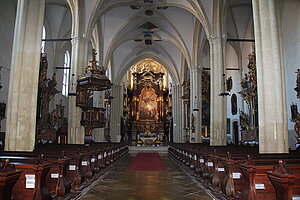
[[1, 0, 300, 199], [1, 142, 300, 199], [81, 151, 213, 200]]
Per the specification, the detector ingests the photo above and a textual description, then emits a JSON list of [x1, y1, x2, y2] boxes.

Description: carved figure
[[241, 74, 249, 89], [294, 113, 300, 143], [49, 109, 56, 127], [240, 110, 249, 130], [48, 73, 57, 88], [291, 103, 298, 121], [182, 81, 190, 97], [297, 69, 300, 87], [226, 76, 233, 92]]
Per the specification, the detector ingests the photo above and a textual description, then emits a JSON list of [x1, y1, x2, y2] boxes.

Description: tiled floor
[[80, 154, 213, 200]]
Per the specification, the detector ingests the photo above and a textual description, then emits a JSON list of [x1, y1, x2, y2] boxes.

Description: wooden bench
[[168, 143, 300, 200], [0, 159, 21, 200]]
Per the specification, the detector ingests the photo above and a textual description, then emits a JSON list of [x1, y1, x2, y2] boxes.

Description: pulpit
[[75, 49, 112, 139]]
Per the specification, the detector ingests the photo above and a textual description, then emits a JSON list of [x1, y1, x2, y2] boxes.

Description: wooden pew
[[240, 159, 300, 200], [0, 159, 21, 200], [168, 143, 300, 200], [266, 160, 297, 200], [0, 151, 71, 199], [0, 142, 128, 200], [12, 161, 52, 200]]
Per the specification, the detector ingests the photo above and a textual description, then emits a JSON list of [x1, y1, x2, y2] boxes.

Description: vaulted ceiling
[[44, 0, 253, 84]]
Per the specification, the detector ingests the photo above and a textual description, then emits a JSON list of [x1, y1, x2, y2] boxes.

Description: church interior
[[0, 0, 300, 199]]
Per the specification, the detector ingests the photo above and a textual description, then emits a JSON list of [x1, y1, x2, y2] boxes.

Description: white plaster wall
[[0, 0, 17, 132], [281, 1, 300, 132]]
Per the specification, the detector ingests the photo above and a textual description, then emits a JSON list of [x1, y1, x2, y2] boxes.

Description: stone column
[[209, 37, 227, 146], [110, 85, 122, 142], [190, 66, 202, 143], [68, 36, 88, 144], [5, 0, 45, 151], [172, 85, 183, 142], [172, 85, 178, 142], [252, 0, 288, 153]]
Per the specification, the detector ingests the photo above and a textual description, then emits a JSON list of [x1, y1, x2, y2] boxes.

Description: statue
[[49, 109, 56, 127], [226, 76, 233, 92], [291, 103, 298, 121], [182, 81, 190, 97], [241, 74, 249, 89], [48, 73, 57, 88], [296, 69, 300, 87], [36, 55, 59, 142], [294, 69, 300, 99], [294, 113, 300, 144], [240, 110, 249, 130]]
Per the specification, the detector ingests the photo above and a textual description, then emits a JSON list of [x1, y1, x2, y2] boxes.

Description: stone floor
[[80, 153, 213, 200]]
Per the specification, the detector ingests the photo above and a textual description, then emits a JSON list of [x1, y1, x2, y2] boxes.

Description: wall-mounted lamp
[[219, 74, 230, 96], [68, 73, 77, 96], [193, 96, 199, 111]]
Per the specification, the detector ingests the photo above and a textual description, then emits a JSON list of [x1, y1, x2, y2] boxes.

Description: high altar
[[123, 60, 171, 145]]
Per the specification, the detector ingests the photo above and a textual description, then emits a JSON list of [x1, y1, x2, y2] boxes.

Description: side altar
[[238, 52, 259, 143]]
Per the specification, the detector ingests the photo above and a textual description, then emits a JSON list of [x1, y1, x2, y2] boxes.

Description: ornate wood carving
[[76, 50, 112, 135], [36, 54, 59, 142], [125, 61, 169, 144], [239, 52, 258, 142]]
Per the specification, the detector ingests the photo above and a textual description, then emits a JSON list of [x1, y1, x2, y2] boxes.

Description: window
[[41, 26, 46, 53], [62, 51, 70, 96]]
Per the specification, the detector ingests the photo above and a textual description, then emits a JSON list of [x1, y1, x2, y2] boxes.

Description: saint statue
[[226, 76, 233, 92], [296, 69, 300, 87], [241, 74, 249, 89], [240, 110, 249, 130]]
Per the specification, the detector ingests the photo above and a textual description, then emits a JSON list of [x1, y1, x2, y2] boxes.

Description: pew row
[[168, 143, 300, 200], [0, 142, 129, 200]]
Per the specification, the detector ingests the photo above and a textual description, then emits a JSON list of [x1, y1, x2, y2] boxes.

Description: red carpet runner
[[127, 153, 168, 172]]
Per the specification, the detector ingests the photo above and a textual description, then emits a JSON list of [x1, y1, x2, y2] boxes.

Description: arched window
[[41, 26, 46, 53], [62, 51, 70, 96]]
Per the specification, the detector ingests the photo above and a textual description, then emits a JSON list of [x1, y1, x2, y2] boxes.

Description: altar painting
[[139, 88, 157, 120]]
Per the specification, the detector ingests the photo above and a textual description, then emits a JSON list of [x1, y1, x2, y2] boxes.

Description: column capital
[[71, 35, 89, 45], [190, 66, 202, 72], [208, 34, 226, 45]]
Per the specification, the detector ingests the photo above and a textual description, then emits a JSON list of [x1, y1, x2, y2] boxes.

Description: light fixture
[[193, 96, 199, 111], [68, 73, 77, 96], [218, 74, 230, 96]]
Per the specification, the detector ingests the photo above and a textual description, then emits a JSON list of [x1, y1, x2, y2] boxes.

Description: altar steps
[[128, 146, 168, 154]]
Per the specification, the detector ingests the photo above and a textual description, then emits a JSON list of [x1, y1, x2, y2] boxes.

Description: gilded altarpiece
[[238, 52, 259, 142], [125, 60, 170, 145]]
